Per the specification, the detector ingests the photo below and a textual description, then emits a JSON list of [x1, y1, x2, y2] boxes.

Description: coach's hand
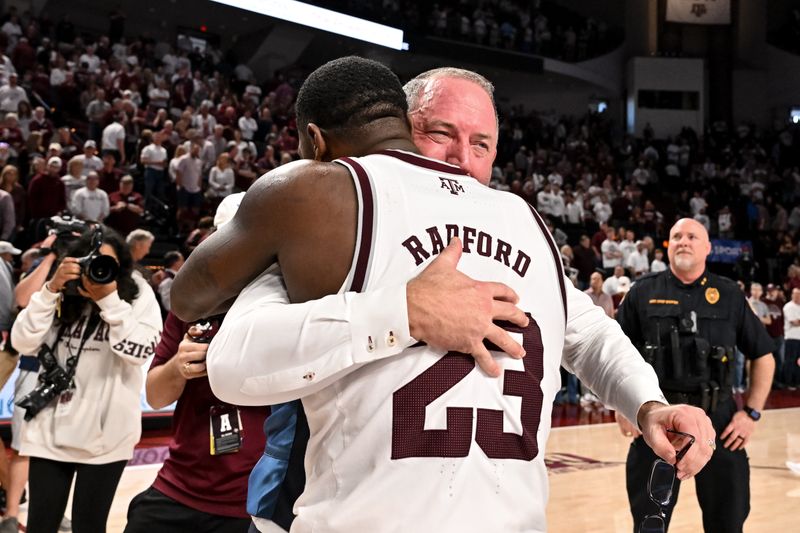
[[637, 402, 716, 481], [407, 237, 529, 378]]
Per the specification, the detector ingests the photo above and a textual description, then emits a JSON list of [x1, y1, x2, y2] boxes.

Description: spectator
[[156, 251, 184, 313], [61, 156, 85, 207], [85, 88, 110, 141], [571, 234, 597, 289], [175, 142, 203, 234], [0, 240, 19, 333], [238, 108, 257, 141], [600, 226, 622, 272], [650, 248, 667, 273], [603, 265, 627, 296], [28, 106, 53, 144], [126, 229, 155, 268], [764, 283, 786, 387], [626, 240, 650, 279], [101, 112, 127, 165], [207, 152, 234, 200], [98, 151, 123, 194], [0, 164, 23, 234], [140, 130, 168, 202], [73, 139, 103, 177], [71, 171, 110, 222], [585, 270, 614, 318], [0, 188, 13, 240], [27, 156, 66, 220], [0, 72, 27, 115], [106, 175, 143, 236], [782, 288, 800, 389]]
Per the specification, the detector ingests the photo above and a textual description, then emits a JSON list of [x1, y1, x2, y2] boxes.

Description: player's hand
[[173, 325, 208, 380], [406, 237, 529, 378], [720, 410, 755, 451], [47, 257, 81, 292], [637, 402, 715, 481], [615, 411, 641, 438]]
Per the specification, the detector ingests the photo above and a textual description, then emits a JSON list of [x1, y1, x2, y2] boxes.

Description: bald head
[[668, 218, 711, 282]]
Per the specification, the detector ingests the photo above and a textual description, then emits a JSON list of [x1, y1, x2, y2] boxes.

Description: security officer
[[615, 218, 775, 533]]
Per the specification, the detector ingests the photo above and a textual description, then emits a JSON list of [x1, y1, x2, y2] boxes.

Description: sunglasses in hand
[[638, 429, 695, 533]]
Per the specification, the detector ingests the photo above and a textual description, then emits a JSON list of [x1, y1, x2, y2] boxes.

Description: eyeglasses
[[638, 429, 695, 533]]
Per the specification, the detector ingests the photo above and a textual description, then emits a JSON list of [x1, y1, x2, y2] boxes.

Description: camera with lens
[[48, 215, 90, 256], [63, 228, 120, 296], [16, 345, 73, 421]]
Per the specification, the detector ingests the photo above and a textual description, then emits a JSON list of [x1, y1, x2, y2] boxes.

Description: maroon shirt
[[150, 312, 269, 518], [98, 167, 124, 194], [105, 190, 143, 236], [27, 172, 65, 219]]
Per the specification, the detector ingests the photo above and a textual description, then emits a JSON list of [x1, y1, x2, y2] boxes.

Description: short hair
[[295, 56, 408, 137], [126, 229, 154, 246], [403, 67, 498, 127], [750, 282, 762, 291], [163, 250, 183, 268]]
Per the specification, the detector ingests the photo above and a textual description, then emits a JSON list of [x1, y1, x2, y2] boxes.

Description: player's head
[[296, 56, 410, 161], [668, 218, 711, 279], [404, 67, 498, 184]]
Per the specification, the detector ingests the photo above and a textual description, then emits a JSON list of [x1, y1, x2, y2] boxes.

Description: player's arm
[[171, 164, 303, 322]]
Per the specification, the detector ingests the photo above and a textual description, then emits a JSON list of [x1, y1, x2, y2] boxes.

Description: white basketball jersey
[[293, 150, 567, 533]]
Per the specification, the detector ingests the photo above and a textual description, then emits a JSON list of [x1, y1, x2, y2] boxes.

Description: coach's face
[[409, 77, 497, 184]]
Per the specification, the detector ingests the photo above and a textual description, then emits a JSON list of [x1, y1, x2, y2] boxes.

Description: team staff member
[[125, 197, 269, 533], [616, 218, 775, 533]]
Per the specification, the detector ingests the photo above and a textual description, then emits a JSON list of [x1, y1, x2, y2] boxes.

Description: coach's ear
[[306, 123, 329, 162]]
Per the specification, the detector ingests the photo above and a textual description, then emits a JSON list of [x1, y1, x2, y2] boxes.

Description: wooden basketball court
[[11, 407, 800, 532]]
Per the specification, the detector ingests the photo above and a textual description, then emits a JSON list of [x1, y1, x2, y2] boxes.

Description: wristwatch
[[743, 405, 761, 421]]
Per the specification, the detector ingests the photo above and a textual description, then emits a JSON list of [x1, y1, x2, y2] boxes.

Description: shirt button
[[367, 336, 375, 352], [387, 331, 397, 347]]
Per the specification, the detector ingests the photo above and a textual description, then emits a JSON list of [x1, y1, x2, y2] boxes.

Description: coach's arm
[[206, 239, 528, 406]]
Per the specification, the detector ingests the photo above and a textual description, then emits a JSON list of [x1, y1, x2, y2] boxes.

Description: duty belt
[[664, 380, 724, 413]]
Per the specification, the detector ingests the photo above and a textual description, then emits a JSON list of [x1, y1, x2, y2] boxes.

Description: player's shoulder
[[251, 159, 351, 196]]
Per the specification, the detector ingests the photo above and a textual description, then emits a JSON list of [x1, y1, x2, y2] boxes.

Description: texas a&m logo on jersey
[[439, 177, 465, 195]]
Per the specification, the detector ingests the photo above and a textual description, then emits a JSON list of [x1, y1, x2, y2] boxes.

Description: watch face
[[746, 407, 761, 421]]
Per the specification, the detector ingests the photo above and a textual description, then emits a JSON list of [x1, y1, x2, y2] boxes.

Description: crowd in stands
[[0, 4, 797, 385], [314, 0, 623, 62]]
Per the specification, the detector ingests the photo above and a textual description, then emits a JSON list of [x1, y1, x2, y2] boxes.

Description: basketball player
[[173, 57, 715, 531]]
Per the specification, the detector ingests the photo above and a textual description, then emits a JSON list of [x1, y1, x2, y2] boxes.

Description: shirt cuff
[[347, 284, 416, 364], [616, 373, 669, 427]]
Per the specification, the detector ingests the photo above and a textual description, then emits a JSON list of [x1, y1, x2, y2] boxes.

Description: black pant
[[625, 399, 750, 533], [27, 457, 127, 533], [125, 487, 252, 533]]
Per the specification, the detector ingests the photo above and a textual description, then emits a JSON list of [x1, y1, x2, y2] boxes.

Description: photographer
[[10, 227, 162, 533]]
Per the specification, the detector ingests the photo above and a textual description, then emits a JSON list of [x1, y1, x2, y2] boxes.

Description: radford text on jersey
[[401, 224, 532, 277]]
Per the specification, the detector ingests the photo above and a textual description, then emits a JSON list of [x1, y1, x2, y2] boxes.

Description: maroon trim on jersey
[[338, 157, 373, 293], [376, 149, 469, 176], [528, 204, 567, 325]]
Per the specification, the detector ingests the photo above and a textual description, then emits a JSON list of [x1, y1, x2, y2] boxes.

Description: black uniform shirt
[[617, 269, 773, 391]]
